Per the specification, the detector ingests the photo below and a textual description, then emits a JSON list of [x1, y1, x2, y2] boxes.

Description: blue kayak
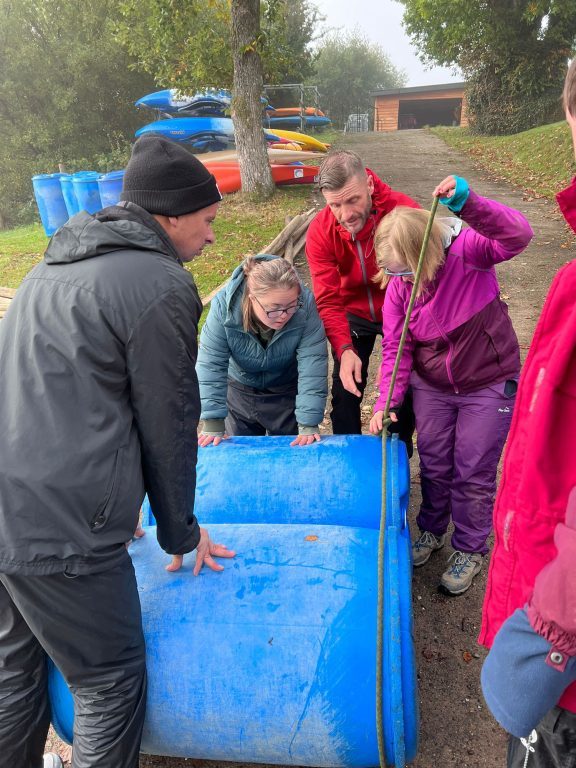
[[135, 117, 284, 148], [135, 88, 232, 113], [135, 88, 272, 116], [266, 115, 332, 129]]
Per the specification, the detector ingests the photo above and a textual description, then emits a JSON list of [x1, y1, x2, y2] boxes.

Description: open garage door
[[398, 98, 462, 129]]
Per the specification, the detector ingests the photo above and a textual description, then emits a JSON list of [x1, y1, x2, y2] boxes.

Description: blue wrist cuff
[[439, 175, 469, 213]]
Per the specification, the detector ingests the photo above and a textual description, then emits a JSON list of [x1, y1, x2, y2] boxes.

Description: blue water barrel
[[59, 174, 80, 218], [97, 170, 124, 208], [72, 171, 102, 214], [49, 435, 418, 767], [31, 173, 69, 236]]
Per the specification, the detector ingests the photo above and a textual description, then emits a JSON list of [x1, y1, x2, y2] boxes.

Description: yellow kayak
[[269, 129, 329, 152]]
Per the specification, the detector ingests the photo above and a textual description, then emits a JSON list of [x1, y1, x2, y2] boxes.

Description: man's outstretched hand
[[166, 527, 236, 575]]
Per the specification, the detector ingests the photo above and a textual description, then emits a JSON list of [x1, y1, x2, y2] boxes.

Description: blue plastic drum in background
[[59, 174, 80, 218], [49, 435, 418, 767], [31, 174, 69, 236], [72, 171, 102, 214], [97, 170, 125, 208]]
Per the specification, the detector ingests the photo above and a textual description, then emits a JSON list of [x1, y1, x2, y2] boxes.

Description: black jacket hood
[[44, 202, 181, 266]]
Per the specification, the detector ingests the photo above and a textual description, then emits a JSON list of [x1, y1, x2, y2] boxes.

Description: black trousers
[[330, 314, 415, 456], [0, 553, 146, 768], [225, 378, 299, 436], [507, 707, 576, 768]]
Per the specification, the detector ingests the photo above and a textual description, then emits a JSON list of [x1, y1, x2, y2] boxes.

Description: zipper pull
[[520, 729, 538, 768]]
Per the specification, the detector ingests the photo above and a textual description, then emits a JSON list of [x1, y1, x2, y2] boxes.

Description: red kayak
[[202, 162, 319, 194]]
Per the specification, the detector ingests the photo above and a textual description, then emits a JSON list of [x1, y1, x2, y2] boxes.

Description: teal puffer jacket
[[197, 255, 328, 427]]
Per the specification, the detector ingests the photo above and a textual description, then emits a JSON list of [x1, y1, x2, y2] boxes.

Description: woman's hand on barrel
[[290, 433, 321, 447], [166, 528, 236, 575], [198, 432, 229, 447]]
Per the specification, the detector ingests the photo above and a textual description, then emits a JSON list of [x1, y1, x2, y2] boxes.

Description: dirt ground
[[45, 130, 575, 767]]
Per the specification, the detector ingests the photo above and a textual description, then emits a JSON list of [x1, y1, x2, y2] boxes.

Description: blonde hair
[[563, 58, 576, 119], [241, 256, 301, 332], [373, 207, 451, 296]]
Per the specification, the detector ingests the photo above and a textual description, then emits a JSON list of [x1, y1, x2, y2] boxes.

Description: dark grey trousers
[[508, 707, 576, 768], [0, 553, 146, 768], [225, 378, 298, 436]]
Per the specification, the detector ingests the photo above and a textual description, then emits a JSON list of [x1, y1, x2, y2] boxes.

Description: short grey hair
[[317, 150, 366, 191]]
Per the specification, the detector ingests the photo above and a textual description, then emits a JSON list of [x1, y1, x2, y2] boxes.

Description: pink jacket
[[480, 178, 576, 712], [375, 190, 532, 411]]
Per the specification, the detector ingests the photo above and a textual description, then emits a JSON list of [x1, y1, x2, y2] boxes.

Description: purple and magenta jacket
[[375, 189, 533, 411]]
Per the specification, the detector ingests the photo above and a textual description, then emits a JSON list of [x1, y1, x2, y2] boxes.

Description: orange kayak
[[203, 161, 319, 194], [269, 107, 325, 117]]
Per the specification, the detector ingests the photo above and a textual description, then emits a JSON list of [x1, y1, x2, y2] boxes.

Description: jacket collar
[[556, 176, 576, 234]]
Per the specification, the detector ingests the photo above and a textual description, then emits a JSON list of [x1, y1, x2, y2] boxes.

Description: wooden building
[[372, 82, 468, 132]]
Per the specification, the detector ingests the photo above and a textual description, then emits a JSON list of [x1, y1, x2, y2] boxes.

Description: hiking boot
[[439, 551, 483, 595], [43, 755, 64, 768], [412, 530, 446, 567]]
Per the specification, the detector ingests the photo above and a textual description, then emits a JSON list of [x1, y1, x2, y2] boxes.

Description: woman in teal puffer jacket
[[197, 254, 328, 447]]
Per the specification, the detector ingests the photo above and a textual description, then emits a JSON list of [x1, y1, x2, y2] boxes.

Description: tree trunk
[[230, 0, 275, 198]]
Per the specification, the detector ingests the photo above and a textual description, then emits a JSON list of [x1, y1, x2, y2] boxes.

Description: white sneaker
[[43, 754, 64, 768]]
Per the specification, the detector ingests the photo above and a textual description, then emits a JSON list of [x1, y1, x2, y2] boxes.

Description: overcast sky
[[312, 0, 462, 87]]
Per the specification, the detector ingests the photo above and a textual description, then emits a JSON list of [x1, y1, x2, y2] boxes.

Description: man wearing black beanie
[[0, 135, 233, 768]]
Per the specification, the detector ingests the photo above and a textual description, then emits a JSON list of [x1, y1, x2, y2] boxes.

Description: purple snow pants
[[412, 374, 516, 555]]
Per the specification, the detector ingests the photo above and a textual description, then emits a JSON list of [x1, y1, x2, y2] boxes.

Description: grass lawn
[[432, 122, 575, 200], [0, 185, 316, 294]]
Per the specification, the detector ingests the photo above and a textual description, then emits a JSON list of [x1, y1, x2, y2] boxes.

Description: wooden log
[[261, 207, 316, 255], [262, 214, 305, 255], [284, 238, 294, 266]]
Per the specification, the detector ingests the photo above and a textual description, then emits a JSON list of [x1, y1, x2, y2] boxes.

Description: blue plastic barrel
[[72, 171, 102, 214], [59, 174, 80, 218], [49, 435, 418, 767], [97, 170, 124, 208], [31, 174, 69, 236]]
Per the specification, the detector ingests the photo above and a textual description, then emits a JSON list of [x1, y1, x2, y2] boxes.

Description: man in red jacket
[[480, 58, 576, 767], [305, 150, 419, 442]]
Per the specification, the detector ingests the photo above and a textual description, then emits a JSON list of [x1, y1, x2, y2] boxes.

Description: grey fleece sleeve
[[126, 277, 202, 556]]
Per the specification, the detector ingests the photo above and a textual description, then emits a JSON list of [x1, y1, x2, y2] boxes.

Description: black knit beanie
[[121, 136, 222, 216]]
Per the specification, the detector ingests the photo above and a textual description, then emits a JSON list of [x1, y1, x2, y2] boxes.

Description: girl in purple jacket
[[370, 175, 533, 595]]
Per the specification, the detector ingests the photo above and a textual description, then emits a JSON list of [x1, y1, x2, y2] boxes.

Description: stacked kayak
[[134, 89, 330, 151], [133, 88, 330, 193]]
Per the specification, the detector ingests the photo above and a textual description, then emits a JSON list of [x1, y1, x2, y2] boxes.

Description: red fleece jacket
[[305, 170, 418, 357]]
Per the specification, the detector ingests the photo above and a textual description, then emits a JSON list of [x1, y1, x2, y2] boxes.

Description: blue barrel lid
[[72, 170, 100, 180], [32, 172, 68, 181], [98, 169, 125, 181]]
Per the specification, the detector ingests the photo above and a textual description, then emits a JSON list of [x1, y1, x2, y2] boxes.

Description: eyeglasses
[[383, 268, 414, 277], [252, 295, 303, 319]]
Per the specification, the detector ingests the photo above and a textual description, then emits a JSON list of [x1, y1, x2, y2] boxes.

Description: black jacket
[[0, 203, 202, 574]]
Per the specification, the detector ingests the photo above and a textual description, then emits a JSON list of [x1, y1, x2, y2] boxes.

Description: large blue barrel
[[49, 435, 418, 767], [72, 171, 102, 214], [97, 170, 125, 208], [31, 173, 69, 236], [59, 174, 80, 218]]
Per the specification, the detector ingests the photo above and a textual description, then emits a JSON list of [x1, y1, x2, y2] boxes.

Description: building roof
[[371, 82, 467, 97]]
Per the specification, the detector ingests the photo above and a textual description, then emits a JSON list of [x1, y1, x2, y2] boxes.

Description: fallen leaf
[[462, 651, 473, 663], [304, 535, 319, 542]]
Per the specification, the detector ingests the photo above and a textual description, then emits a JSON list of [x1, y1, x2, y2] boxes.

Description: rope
[[376, 196, 439, 768]]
